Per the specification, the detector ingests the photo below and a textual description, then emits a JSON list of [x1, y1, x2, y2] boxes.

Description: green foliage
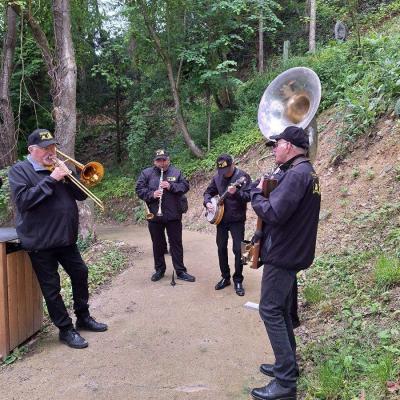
[[0, 168, 13, 225], [303, 283, 325, 305], [374, 255, 400, 289], [172, 114, 261, 178], [59, 244, 128, 309], [1, 345, 28, 366], [77, 231, 95, 253], [300, 250, 400, 399], [92, 174, 135, 200]]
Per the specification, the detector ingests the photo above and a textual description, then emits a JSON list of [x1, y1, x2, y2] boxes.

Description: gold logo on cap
[[156, 149, 165, 156], [217, 160, 228, 168], [39, 131, 53, 140]]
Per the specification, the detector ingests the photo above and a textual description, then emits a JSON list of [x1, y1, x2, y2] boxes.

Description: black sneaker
[[76, 316, 108, 332], [151, 270, 165, 282], [59, 328, 88, 349], [176, 271, 196, 282]]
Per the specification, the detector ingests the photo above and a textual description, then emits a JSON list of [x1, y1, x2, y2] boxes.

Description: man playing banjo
[[203, 154, 251, 296]]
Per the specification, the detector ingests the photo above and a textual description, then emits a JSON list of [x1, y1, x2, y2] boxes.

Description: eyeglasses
[[272, 141, 290, 149]]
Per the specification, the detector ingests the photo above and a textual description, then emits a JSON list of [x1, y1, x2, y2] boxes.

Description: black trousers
[[259, 264, 298, 389], [148, 220, 186, 273], [216, 221, 245, 283], [28, 244, 90, 331]]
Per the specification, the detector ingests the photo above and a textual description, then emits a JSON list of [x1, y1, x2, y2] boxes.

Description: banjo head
[[206, 196, 221, 223]]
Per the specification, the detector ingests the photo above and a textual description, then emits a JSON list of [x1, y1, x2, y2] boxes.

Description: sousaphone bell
[[257, 67, 321, 161]]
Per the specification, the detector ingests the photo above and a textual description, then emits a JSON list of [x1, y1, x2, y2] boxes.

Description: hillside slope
[[183, 111, 400, 258]]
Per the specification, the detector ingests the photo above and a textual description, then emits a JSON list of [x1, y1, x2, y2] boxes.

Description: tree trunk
[[139, 0, 204, 158], [116, 85, 121, 163], [206, 88, 211, 152], [53, 0, 77, 157], [164, 60, 204, 158], [258, 1, 264, 73], [309, 0, 316, 53], [12, 1, 94, 238], [0, 6, 18, 168]]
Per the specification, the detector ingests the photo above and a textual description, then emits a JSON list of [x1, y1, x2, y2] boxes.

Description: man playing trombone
[[136, 149, 195, 283], [8, 128, 107, 350]]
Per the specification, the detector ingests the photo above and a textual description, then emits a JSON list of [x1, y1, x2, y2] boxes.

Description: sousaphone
[[257, 67, 321, 161]]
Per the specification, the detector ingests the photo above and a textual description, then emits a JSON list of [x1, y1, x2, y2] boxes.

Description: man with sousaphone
[[8, 128, 108, 350], [203, 154, 251, 296], [248, 67, 322, 400]]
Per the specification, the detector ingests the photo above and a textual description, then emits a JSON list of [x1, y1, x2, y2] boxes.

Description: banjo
[[205, 176, 247, 225]]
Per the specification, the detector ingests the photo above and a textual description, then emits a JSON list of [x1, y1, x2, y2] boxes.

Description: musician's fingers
[[160, 181, 170, 189], [153, 190, 162, 198]]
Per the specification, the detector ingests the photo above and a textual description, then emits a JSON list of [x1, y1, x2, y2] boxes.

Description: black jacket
[[8, 160, 87, 251], [203, 167, 251, 223], [136, 165, 189, 222], [251, 156, 321, 271]]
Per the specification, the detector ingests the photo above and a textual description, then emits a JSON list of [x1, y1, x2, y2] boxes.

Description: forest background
[[1, 1, 400, 399]]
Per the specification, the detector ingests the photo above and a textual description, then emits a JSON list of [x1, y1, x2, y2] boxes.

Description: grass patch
[[299, 250, 400, 399], [374, 255, 400, 289], [303, 283, 325, 305]]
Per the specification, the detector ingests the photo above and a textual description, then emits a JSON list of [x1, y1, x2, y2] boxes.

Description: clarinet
[[156, 169, 164, 217]]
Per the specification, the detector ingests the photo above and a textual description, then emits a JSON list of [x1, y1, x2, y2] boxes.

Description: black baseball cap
[[268, 126, 309, 150], [154, 148, 169, 160], [28, 129, 58, 148], [216, 154, 233, 175]]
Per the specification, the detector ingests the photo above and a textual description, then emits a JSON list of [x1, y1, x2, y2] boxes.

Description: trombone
[[52, 150, 105, 211]]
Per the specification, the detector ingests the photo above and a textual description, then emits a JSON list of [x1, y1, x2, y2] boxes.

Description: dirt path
[[0, 225, 273, 400]]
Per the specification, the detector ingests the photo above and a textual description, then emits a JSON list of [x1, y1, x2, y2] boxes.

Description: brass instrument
[[144, 201, 154, 220], [56, 149, 104, 187], [156, 169, 164, 217], [51, 154, 105, 212], [257, 66, 321, 162]]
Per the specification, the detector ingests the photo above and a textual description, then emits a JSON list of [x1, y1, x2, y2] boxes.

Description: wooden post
[[0, 235, 43, 360], [283, 40, 290, 61], [0, 243, 10, 360]]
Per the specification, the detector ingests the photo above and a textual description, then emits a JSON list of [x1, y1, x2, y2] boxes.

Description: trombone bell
[[80, 162, 104, 187], [56, 149, 104, 187]]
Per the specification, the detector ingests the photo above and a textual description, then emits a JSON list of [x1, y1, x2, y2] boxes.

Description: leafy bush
[[92, 174, 135, 200]]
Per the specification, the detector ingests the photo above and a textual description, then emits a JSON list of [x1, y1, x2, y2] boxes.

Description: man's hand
[[160, 181, 170, 190], [227, 185, 237, 195], [153, 189, 163, 199], [256, 176, 264, 190], [50, 162, 70, 181], [206, 202, 214, 212]]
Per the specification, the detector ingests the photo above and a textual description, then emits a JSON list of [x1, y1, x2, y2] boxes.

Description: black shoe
[[260, 363, 275, 377], [76, 316, 108, 332], [59, 328, 88, 349], [215, 278, 231, 290], [234, 282, 245, 296], [176, 271, 196, 282], [151, 270, 165, 282], [251, 379, 296, 400]]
